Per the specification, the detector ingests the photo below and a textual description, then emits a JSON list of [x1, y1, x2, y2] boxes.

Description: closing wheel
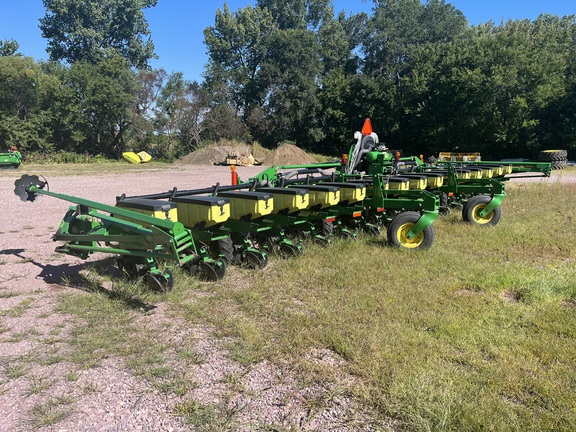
[[363, 224, 381, 236], [313, 236, 331, 247], [243, 250, 268, 269], [463, 195, 501, 226], [144, 270, 174, 293], [198, 261, 226, 281], [279, 242, 302, 258], [387, 211, 435, 249], [338, 229, 357, 240]]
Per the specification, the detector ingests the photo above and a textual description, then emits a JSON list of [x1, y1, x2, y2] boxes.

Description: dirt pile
[[177, 143, 318, 166], [177, 145, 252, 166], [261, 143, 318, 165]]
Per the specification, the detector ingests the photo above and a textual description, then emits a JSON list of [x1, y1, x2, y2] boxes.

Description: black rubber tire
[[319, 220, 334, 237], [387, 211, 434, 249], [440, 192, 449, 208], [551, 159, 567, 170], [211, 237, 234, 263], [538, 150, 568, 161], [462, 195, 501, 226], [439, 192, 451, 216]]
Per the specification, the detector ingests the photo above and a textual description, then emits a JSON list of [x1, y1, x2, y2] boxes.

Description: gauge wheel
[[211, 237, 234, 263]]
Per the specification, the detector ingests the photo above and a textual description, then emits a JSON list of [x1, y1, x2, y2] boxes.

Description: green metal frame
[[249, 165, 439, 242], [16, 180, 224, 286], [0, 151, 22, 168]]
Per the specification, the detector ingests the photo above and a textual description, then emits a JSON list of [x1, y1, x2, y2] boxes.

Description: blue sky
[[1, 1, 574, 82]]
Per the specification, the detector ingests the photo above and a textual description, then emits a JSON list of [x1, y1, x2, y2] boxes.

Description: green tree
[[40, 0, 157, 69], [258, 29, 324, 147], [66, 57, 137, 156], [402, 17, 574, 159], [204, 4, 276, 114], [0, 56, 61, 152], [0, 39, 20, 56], [126, 68, 166, 150], [256, 0, 332, 30], [362, 0, 467, 77], [151, 72, 213, 157]]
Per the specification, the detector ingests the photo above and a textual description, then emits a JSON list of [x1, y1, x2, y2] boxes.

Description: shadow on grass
[[0, 248, 155, 312]]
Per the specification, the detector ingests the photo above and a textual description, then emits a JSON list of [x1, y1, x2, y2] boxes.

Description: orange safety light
[[361, 118, 373, 136], [395, 151, 401, 162], [353, 211, 362, 218], [376, 207, 385, 212], [341, 153, 349, 165], [448, 192, 454, 197], [326, 217, 336, 223], [230, 165, 238, 185]]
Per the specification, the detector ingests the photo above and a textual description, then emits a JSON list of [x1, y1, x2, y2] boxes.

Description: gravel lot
[[1, 164, 389, 432]]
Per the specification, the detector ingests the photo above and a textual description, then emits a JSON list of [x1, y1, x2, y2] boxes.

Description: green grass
[[1, 298, 34, 318], [165, 182, 576, 431], [3, 363, 29, 379], [25, 374, 53, 396], [0, 160, 180, 177], [53, 181, 576, 431], [28, 397, 74, 430]]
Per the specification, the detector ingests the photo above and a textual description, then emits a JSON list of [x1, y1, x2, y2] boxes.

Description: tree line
[[1, 0, 574, 161]]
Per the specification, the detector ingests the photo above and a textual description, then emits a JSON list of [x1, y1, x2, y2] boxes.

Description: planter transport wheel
[[387, 211, 435, 249], [462, 195, 501, 226]]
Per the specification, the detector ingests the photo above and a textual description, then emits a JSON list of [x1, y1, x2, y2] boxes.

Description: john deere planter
[[13, 119, 550, 291], [393, 154, 551, 225], [93, 119, 442, 255], [13, 175, 226, 290]]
